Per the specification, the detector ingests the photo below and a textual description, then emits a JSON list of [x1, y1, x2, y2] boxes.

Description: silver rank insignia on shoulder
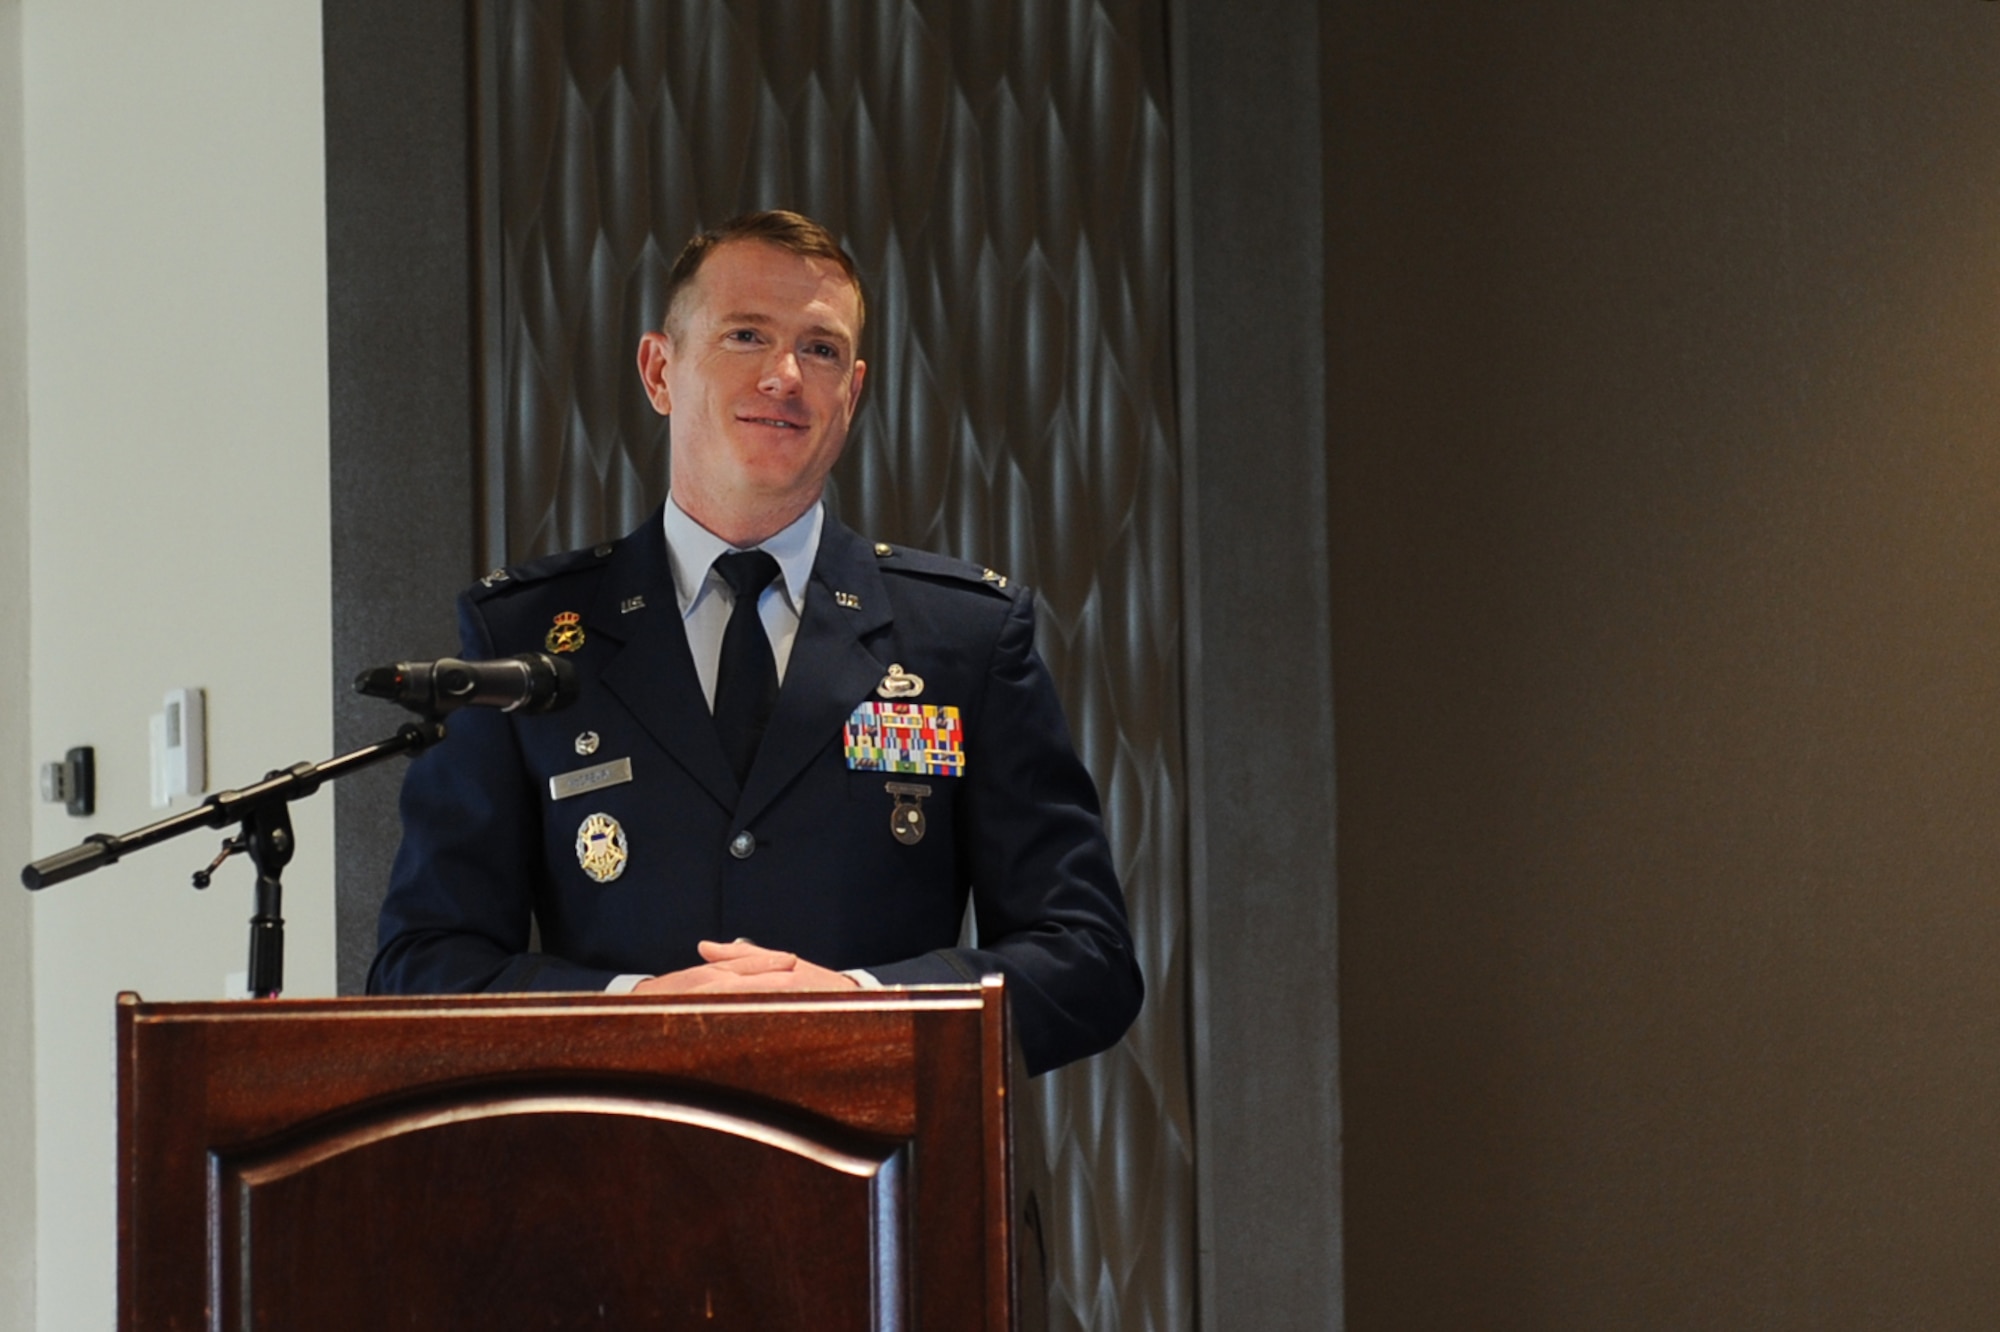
[[877, 663, 924, 699], [885, 781, 932, 845], [620, 595, 646, 614], [575, 812, 628, 883], [575, 731, 600, 756], [479, 567, 510, 588], [835, 591, 861, 610]]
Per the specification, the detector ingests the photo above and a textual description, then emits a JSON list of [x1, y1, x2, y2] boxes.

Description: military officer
[[369, 210, 1141, 1074]]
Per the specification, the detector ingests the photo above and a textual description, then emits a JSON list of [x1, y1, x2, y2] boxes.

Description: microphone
[[354, 652, 578, 716]]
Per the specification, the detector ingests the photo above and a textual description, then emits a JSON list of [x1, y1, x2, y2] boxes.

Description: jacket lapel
[[590, 513, 740, 813], [736, 519, 893, 824]]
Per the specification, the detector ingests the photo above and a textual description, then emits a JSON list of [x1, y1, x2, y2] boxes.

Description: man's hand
[[629, 939, 862, 995]]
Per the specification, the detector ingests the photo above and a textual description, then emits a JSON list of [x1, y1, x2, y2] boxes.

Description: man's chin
[[735, 451, 841, 494]]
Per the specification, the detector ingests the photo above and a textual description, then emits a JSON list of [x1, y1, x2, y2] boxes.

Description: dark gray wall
[[325, 3, 1345, 1326], [1331, 5, 2000, 1329], [1177, 0, 1342, 1328], [325, 1, 477, 995]]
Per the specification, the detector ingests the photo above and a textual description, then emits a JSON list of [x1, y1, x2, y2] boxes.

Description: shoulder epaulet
[[467, 541, 617, 601], [869, 541, 1016, 594]]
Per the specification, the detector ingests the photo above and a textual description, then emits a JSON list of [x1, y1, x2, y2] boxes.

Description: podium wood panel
[[117, 982, 1039, 1331]]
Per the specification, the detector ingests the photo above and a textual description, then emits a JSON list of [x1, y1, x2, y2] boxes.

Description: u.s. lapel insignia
[[619, 595, 646, 614], [834, 591, 861, 610], [885, 781, 932, 845], [575, 812, 627, 882], [877, 664, 925, 699], [546, 610, 586, 654]]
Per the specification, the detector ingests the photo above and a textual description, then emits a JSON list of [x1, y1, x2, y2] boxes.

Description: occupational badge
[[574, 731, 600, 756], [876, 664, 925, 699], [575, 811, 628, 883], [843, 701, 964, 777], [545, 611, 586, 654], [885, 781, 932, 845]]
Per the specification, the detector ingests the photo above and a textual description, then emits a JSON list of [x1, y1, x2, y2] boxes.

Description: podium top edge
[[117, 982, 1002, 1022]]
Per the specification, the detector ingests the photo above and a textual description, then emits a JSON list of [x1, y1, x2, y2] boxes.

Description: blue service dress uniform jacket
[[367, 510, 1143, 1074]]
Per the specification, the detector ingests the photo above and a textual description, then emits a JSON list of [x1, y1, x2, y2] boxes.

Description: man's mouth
[[740, 414, 806, 430]]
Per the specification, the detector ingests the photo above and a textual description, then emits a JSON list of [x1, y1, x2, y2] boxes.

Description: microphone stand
[[19, 719, 446, 998]]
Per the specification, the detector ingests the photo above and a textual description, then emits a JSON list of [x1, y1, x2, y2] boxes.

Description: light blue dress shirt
[[607, 496, 879, 992]]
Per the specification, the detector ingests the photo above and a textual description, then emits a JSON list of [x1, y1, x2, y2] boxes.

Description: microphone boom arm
[[18, 718, 448, 998]]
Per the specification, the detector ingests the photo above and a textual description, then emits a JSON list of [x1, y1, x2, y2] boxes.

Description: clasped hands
[[629, 938, 861, 995]]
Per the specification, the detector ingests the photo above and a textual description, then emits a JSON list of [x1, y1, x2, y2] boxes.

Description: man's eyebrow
[[800, 323, 853, 348]]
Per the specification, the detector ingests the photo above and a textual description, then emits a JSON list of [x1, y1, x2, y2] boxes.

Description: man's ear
[[636, 330, 675, 415], [846, 358, 867, 414]]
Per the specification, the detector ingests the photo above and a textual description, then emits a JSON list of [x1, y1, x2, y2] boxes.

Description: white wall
[[0, 2, 34, 1327], [19, 4, 330, 1329]]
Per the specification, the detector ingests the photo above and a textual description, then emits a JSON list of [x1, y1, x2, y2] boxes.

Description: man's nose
[[759, 350, 802, 393]]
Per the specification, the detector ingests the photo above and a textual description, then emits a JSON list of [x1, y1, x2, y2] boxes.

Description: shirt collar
[[662, 495, 823, 617]]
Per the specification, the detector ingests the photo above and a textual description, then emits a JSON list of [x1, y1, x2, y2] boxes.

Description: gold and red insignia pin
[[546, 610, 586, 654]]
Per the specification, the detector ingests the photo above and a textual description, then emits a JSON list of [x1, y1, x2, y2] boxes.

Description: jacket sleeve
[[864, 590, 1144, 1074], [366, 593, 620, 996]]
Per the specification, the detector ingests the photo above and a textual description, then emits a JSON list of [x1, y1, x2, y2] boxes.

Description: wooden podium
[[117, 979, 1045, 1330]]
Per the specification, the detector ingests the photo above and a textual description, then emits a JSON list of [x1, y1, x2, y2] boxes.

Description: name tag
[[549, 757, 633, 801]]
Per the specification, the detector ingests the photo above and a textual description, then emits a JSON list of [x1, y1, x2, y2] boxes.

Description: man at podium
[[369, 210, 1141, 1074]]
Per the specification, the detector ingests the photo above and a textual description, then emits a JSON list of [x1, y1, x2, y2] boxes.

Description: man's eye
[[805, 342, 841, 360], [726, 329, 761, 344]]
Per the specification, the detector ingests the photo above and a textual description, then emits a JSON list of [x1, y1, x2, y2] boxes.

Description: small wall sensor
[[151, 687, 207, 808]]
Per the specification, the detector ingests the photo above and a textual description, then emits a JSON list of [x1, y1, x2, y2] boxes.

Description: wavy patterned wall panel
[[478, 3, 1189, 1325]]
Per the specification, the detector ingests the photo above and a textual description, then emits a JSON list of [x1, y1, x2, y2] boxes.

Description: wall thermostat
[[151, 687, 207, 808]]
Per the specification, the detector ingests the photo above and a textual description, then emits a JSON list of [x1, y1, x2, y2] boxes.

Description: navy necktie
[[711, 550, 781, 786]]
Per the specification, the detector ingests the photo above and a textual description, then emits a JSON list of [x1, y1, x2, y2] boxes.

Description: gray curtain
[[477, 1, 1192, 1324]]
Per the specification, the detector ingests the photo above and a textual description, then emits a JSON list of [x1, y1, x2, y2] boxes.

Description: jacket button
[[728, 831, 756, 860]]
